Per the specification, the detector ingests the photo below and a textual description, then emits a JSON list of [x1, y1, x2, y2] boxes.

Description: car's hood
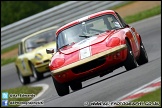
[[31, 42, 56, 55], [60, 30, 117, 54]]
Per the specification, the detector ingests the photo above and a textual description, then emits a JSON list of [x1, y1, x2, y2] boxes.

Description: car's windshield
[[25, 29, 56, 53], [57, 14, 122, 50]]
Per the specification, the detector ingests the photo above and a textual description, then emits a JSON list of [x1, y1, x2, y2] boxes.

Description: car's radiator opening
[[72, 57, 106, 74]]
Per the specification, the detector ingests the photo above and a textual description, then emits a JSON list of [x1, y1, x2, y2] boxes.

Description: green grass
[[1, 86, 43, 107], [1, 57, 17, 66], [132, 88, 161, 107], [124, 5, 161, 24], [1, 43, 18, 54], [120, 88, 161, 107]]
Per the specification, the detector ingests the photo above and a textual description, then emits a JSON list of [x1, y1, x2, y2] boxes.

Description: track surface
[[1, 15, 161, 107]]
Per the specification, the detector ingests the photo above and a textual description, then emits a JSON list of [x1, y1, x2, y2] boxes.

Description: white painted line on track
[[19, 83, 49, 107], [30, 84, 49, 101]]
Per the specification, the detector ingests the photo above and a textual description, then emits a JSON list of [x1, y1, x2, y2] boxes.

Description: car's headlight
[[52, 58, 65, 68], [106, 37, 120, 47], [35, 53, 43, 61]]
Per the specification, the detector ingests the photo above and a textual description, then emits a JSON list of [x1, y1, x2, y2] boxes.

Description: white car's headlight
[[35, 53, 43, 61]]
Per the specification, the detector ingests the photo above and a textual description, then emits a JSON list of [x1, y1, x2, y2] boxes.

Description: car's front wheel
[[124, 40, 138, 71], [30, 63, 43, 81], [137, 41, 148, 65], [16, 67, 30, 85], [52, 77, 69, 96], [70, 81, 82, 91]]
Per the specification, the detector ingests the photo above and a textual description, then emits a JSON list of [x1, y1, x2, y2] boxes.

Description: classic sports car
[[46, 10, 148, 96], [15, 26, 58, 85]]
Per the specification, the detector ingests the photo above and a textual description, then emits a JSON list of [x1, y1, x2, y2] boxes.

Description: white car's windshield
[[57, 14, 122, 49], [25, 29, 56, 53]]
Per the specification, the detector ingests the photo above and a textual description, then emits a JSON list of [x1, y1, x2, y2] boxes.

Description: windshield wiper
[[59, 42, 75, 49], [79, 35, 92, 38], [79, 33, 99, 38]]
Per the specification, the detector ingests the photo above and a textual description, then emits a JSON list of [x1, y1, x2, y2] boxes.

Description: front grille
[[72, 57, 106, 74], [44, 60, 50, 63]]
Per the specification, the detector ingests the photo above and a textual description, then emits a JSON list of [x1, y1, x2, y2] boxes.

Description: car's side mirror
[[46, 48, 55, 54]]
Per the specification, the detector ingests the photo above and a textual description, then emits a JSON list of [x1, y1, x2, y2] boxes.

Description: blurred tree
[[1, 1, 67, 27]]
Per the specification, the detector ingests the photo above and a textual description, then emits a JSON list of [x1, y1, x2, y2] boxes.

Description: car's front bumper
[[51, 44, 127, 76], [35, 61, 50, 72]]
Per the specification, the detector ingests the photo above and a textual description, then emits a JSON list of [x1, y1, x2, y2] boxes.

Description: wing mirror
[[46, 48, 55, 54]]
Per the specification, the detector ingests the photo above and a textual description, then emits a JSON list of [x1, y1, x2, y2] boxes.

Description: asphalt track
[[1, 15, 161, 107]]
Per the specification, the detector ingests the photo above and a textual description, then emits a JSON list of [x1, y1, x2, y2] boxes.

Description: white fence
[[1, 1, 127, 50]]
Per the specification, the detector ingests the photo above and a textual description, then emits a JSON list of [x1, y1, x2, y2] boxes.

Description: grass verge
[[124, 5, 161, 24], [1, 43, 19, 54], [120, 88, 161, 107], [1, 57, 17, 66], [1, 86, 43, 107]]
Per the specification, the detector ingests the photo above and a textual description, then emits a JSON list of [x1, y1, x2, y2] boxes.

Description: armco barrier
[[1, 1, 127, 50]]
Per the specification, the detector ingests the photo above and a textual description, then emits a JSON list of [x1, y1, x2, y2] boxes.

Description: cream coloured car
[[15, 26, 58, 84]]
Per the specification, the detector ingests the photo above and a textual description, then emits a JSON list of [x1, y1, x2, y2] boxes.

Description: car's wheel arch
[[138, 34, 142, 42], [125, 37, 138, 58], [28, 60, 34, 74], [125, 37, 132, 50], [15, 65, 19, 74], [15, 65, 24, 76], [136, 34, 143, 56]]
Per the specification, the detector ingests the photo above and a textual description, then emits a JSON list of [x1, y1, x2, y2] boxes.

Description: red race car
[[46, 10, 148, 96]]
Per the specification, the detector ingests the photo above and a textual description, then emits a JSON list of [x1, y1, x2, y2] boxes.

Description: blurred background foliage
[[1, 1, 67, 27]]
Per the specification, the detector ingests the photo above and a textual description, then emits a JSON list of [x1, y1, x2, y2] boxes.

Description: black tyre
[[124, 40, 138, 71], [70, 81, 82, 91], [137, 41, 148, 65], [17, 67, 30, 85], [52, 77, 69, 96], [30, 63, 43, 81]]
